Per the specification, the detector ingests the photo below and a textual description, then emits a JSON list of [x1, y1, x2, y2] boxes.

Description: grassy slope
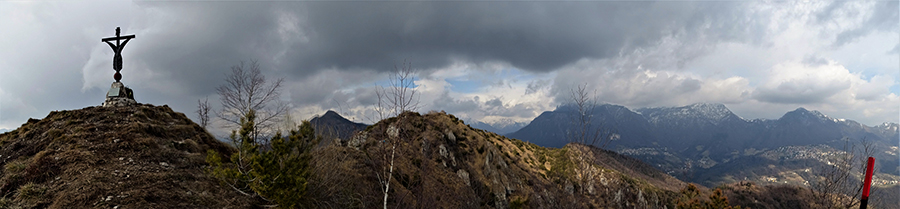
[[0, 104, 252, 208], [308, 111, 685, 208]]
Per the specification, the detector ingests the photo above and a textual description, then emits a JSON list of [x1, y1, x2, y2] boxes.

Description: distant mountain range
[[506, 103, 899, 186], [467, 119, 528, 135], [510, 103, 897, 153]]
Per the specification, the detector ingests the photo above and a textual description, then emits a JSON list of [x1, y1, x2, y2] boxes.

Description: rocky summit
[[0, 104, 250, 208]]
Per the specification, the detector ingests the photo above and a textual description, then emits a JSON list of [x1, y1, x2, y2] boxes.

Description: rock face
[[0, 104, 251, 208]]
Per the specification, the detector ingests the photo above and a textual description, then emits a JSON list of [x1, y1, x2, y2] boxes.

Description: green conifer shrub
[[207, 110, 319, 208]]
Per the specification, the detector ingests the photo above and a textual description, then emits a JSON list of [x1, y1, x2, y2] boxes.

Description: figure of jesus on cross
[[102, 27, 135, 82]]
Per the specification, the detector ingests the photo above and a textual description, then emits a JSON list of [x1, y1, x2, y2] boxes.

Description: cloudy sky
[[1, 1, 897, 135]]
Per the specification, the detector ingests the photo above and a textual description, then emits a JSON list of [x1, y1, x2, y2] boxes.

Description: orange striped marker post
[[860, 157, 875, 209]]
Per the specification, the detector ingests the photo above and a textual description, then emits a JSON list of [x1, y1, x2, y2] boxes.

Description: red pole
[[860, 157, 875, 209]]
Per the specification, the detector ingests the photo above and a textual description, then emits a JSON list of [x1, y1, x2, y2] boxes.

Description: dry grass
[[0, 104, 252, 208], [324, 111, 687, 208]]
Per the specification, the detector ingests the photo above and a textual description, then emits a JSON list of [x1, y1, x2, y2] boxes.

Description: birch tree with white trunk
[[369, 61, 419, 209]]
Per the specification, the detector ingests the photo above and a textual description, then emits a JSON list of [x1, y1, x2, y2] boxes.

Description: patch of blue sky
[[448, 79, 482, 93], [856, 70, 900, 95], [497, 67, 534, 80]]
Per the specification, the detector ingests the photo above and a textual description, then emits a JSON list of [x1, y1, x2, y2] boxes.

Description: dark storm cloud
[[9, 0, 895, 131], [88, 1, 764, 109], [273, 1, 760, 74], [128, 2, 284, 97]]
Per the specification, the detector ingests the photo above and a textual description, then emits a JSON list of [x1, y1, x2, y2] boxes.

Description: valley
[[504, 103, 899, 207]]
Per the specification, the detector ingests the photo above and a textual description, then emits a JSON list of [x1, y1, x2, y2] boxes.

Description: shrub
[[207, 110, 318, 208]]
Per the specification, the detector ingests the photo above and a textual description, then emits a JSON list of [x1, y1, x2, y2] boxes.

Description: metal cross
[[101, 27, 136, 82]]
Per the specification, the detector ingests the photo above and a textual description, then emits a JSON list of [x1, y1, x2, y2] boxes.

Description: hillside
[[0, 104, 252, 208], [307, 111, 692, 208]]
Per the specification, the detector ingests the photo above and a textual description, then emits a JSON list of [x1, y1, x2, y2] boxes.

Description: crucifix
[[101, 27, 136, 82]]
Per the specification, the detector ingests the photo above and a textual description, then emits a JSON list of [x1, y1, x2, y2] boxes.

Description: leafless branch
[[812, 137, 876, 208], [566, 83, 616, 148], [196, 97, 211, 129], [215, 60, 288, 143], [372, 60, 420, 122], [565, 83, 618, 196], [365, 60, 420, 209]]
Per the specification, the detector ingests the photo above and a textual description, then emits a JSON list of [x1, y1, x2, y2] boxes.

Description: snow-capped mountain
[[876, 122, 899, 133]]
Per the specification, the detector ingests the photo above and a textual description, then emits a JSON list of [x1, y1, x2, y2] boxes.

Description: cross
[[101, 27, 136, 82]]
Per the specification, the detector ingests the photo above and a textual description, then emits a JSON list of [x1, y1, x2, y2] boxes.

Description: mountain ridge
[[507, 103, 899, 189], [511, 102, 897, 149]]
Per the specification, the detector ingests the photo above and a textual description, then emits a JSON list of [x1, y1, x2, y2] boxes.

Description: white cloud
[[753, 61, 853, 104], [552, 58, 754, 109], [735, 60, 898, 124]]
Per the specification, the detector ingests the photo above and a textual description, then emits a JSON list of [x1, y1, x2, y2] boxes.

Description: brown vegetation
[[0, 102, 854, 208], [0, 104, 252, 208], [320, 111, 685, 208]]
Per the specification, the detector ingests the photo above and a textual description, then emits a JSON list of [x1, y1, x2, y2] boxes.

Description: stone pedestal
[[103, 82, 137, 107]]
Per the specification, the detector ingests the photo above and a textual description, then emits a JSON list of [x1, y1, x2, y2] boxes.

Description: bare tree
[[196, 97, 211, 129], [567, 83, 616, 148], [368, 60, 420, 209], [566, 83, 617, 196], [374, 61, 420, 121], [812, 137, 876, 208], [216, 60, 288, 142]]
